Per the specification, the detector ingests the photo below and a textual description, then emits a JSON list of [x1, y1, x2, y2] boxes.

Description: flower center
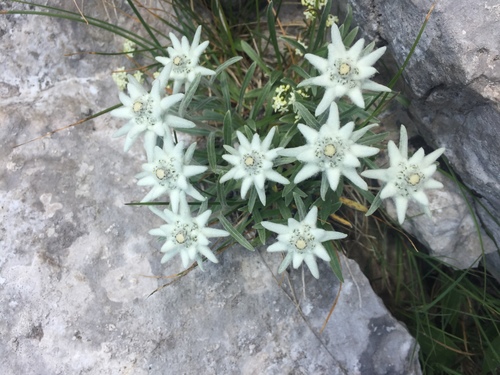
[[407, 173, 421, 186], [133, 101, 143, 112], [132, 95, 156, 129], [295, 237, 307, 250], [244, 156, 254, 166], [290, 226, 314, 253], [173, 56, 183, 66], [175, 232, 186, 244], [242, 152, 263, 175], [315, 137, 345, 168], [324, 144, 337, 157], [171, 222, 199, 249], [395, 163, 425, 197], [171, 55, 191, 74], [155, 168, 166, 179], [153, 158, 178, 188], [338, 62, 351, 76], [329, 59, 360, 89]]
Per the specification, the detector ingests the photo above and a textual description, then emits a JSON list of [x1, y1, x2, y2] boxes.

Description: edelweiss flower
[[361, 125, 445, 224], [298, 23, 391, 116], [280, 103, 379, 192], [262, 206, 347, 279], [156, 25, 215, 94], [219, 127, 289, 205], [111, 70, 195, 161], [135, 140, 207, 212], [149, 200, 229, 270]]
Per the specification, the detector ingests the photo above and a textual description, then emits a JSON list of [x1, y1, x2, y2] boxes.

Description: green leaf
[[293, 192, 306, 221], [238, 62, 257, 113], [126, 0, 165, 54], [219, 71, 231, 111], [324, 240, 344, 282], [365, 190, 382, 216], [216, 178, 228, 209], [266, 1, 282, 67], [313, 0, 333, 51], [238, 39, 271, 75], [209, 56, 243, 85], [278, 252, 294, 274], [251, 209, 267, 245], [223, 110, 233, 145], [342, 26, 359, 48], [179, 74, 201, 117], [357, 131, 388, 146], [207, 132, 217, 172], [277, 199, 292, 220], [320, 173, 329, 201], [293, 101, 320, 129], [248, 186, 257, 214], [219, 215, 254, 251]]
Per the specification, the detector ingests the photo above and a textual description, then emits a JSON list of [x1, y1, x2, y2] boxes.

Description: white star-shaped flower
[[156, 25, 215, 94], [280, 103, 379, 192], [298, 23, 391, 116], [219, 127, 290, 205], [262, 206, 347, 279], [135, 140, 207, 212], [110, 71, 195, 161], [361, 125, 445, 224], [149, 200, 229, 270]]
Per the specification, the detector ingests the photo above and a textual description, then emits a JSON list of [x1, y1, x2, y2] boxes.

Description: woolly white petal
[[347, 88, 365, 108], [264, 170, 289, 185], [326, 168, 341, 191], [110, 106, 133, 119], [361, 168, 388, 181], [262, 221, 290, 235], [388, 141, 403, 167], [343, 168, 368, 190], [347, 39, 365, 61], [267, 242, 288, 253], [358, 46, 386, 67], [304, 206, 318, 225], [350, 144, 379, 158], [303, 254, 320, 279], [361, 80, 391, 93], [292, 252, 306, 269], [240, 177, 253, 199], [261, 127, 276, 151], [315, 88, 338, 116], [165, 115, 196, 129], [412, 190, 429, 206], [198, 246, 219, 264], [295, 164, 321, 183], [304, 53, 329, 72], [423, 179, 443, 190], [161, 249, 180, 264], [394, 195, 409, 224], [298, 124, 319, 144], [422, 148, 445, 167], [313, 245, 332, 262], [203, 227, 230, 238], [256, 185, 266, 205], [379, 182, 398, 199]]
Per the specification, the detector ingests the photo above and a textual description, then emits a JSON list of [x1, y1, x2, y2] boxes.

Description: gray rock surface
[[337, 0, 500, 270], [1, 1, 421, 374]]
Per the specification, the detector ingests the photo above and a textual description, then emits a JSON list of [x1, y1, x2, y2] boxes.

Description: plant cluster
[[104, 0, 445, 280]]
